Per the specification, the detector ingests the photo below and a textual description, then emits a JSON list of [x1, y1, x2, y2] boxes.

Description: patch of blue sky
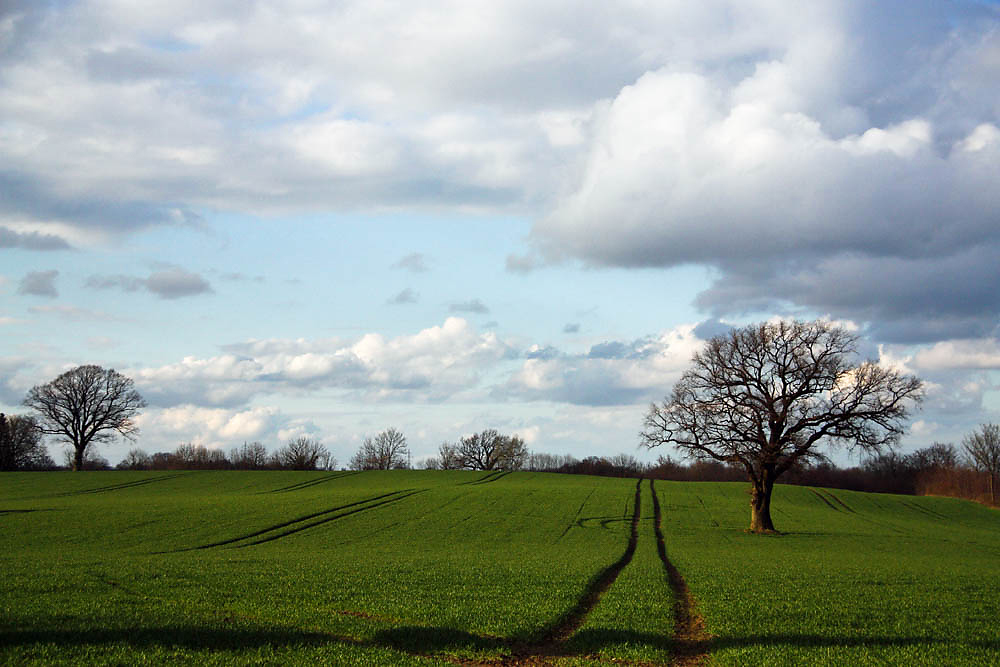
[[131, 210, 709, 348]]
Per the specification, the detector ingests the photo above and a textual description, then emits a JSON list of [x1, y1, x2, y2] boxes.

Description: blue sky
[[2, 0, 999, 466]]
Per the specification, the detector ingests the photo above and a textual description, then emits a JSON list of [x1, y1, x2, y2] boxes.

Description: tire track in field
[[524, 478, 643, 658], [650, 480, 711, 667], [555, 485, 597, 542], [810, 489, 842, 512], [899, 499, 949, 520], [239, 490, 426, 547], [164, 490, 420, 552], [466, 471, 512, 485], [50, 473, 189, 497], [462, 471, 504, 485], [283, 480, 664, 667], [813, 489, 910, 536], [266, 471, 360, 493], [821, 490, 856, 514]]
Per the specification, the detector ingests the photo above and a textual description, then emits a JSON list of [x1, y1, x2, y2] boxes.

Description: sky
[[2, 0, 999, 467]]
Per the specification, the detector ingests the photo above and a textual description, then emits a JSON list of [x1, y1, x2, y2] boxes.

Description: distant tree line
[[114, 437, 337, 471], [5, 361, 999, 510], [6, 405, 1000, 509]]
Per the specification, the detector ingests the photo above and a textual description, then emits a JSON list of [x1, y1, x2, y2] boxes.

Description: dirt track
[[439, 478, 709, 666]]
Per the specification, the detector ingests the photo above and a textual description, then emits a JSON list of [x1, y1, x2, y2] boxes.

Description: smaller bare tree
[[24, 365, 146, 471], [273, 437, 332, 470], [0, 413, 53, 470], [117, 448, 152, 470], [437, 442, 463, 470], [349, 428, 409, 470], [963, 424, 1000, 505], [62, 447, 110, 470], [230, 441, 269, 470]]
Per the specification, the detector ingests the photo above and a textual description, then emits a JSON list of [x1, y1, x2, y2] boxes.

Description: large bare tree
[[963, 424, 1000, 505], [23, 365, 146, 471], [641, 320, 923, 533]]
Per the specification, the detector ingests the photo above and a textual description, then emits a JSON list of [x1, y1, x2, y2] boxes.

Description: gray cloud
[[220, 272, 265, 283], [17, 270, 58, 297], [391, 253, 429, 273], [505, 253, 543, 274], [85, 274, 144, 292], [696, 247, 1000, 343], [28, 304, 119, 321], [563, 323, 580, 334], [450, 299, 490, 314], [692, 318, 734, 341], [2, 0, 998, 349], [145, 269, 213, 299], [86, 268, 213, 300], [0, 170, 202, 236], [0, 357, 33, 405], [535, 74, 1000, 343], [525, 345, 561, 360], [0, 226, 71, 250], [387, 288, 419, 305]]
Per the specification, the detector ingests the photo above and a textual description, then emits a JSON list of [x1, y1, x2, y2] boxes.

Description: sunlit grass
[[2, 471, 999, 665]]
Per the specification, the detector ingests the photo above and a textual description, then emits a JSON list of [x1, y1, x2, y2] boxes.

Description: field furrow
[[266, 471, 360, 493], [182, 489, 419, 551]]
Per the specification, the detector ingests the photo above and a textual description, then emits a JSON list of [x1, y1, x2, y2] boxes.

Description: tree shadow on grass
[[374, 625, 508, 655], [0, 626, 355, 651], [4, 625, 996, 663]]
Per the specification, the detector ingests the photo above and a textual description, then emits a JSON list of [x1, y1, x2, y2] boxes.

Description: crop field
[[2, 471, 999, 665]]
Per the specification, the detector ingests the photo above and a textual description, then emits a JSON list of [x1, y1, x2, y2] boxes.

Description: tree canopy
[[641, 320, 923, 532], [23, 365, 146, 472]]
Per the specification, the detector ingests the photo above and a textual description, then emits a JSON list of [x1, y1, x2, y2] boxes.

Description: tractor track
[[900, 499, 948, 520], [810, 488, 841, 512], [821, 490, 856, 514], [466, 471, 513, 485], [532, 478, 643, 650], [427, 479, 709, 666], [650, 480, 710, 666], [239, 490, 426, 548], [48, 473, 188, 497], [555, 486, 598, 542], [451, 479, 644, 665], [163, 489, 421, 552], [266, 471, 360, 493]]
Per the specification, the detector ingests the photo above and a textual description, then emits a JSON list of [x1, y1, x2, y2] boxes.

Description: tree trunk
[[749, 469, 777, 533], [74, 444, 84, 472], [990, 473, 996, 506]]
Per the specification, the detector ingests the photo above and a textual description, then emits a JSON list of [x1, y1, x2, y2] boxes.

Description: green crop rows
[[2, 470, 999, 665]]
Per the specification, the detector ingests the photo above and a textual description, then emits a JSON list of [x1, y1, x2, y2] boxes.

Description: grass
[[657, 481, 1000, 665], [2, 470, 999, 665]]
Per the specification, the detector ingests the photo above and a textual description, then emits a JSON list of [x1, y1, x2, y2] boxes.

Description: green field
[[2, 471, 999, 665]]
